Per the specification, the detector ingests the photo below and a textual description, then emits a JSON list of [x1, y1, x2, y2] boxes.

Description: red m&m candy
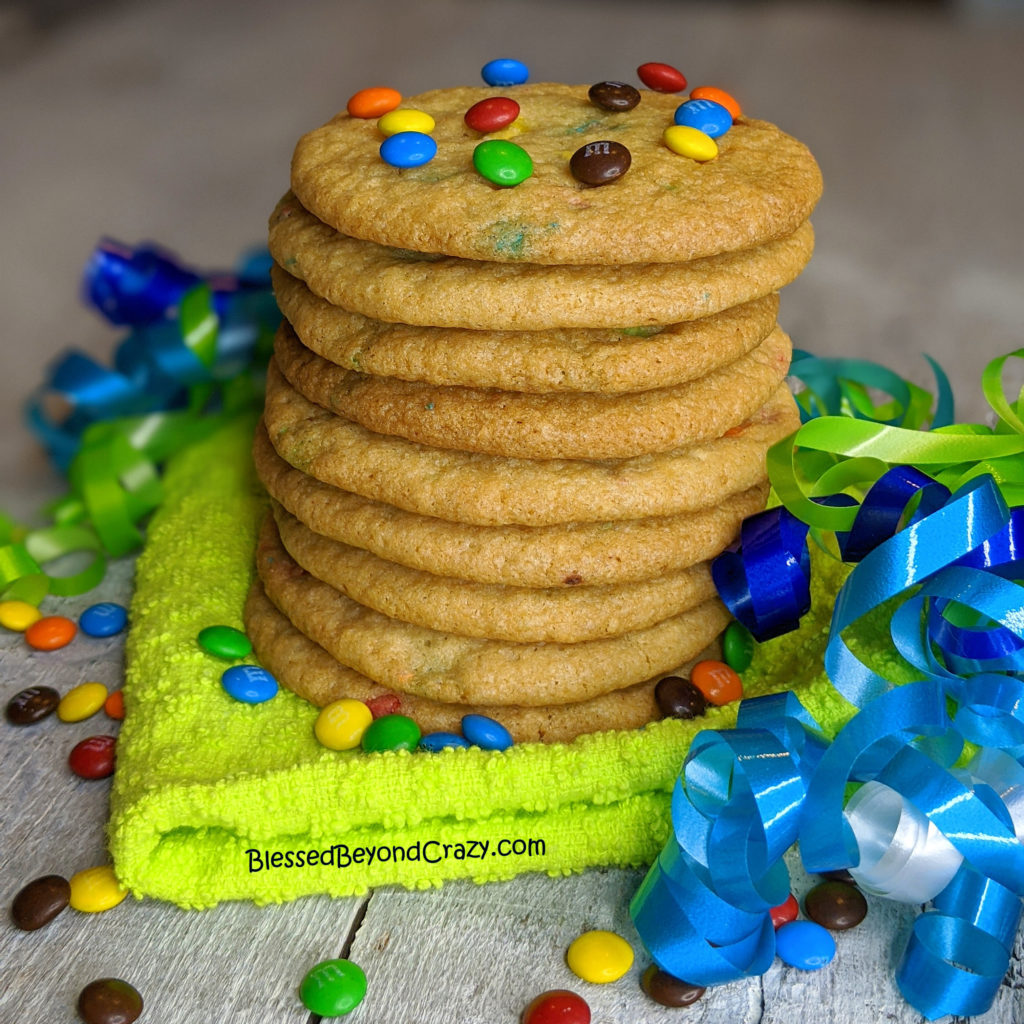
[[521, 989, 590, 1024], [637, 62, 687, 93], [69, 736, 116, 780], [465, 96, 520, 133]]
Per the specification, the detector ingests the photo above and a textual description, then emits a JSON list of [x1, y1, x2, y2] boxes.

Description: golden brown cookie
[[253, 424, 768, 588], [272, 265, 780, 394], [245, 581, 718, 743], [269, 194, 814, 330], [263, 359, 801, 526], [289, 83, 822, 265], [273, 319, 792, 460], [272, 502, 716, 644], [255, 514, 731, 707]]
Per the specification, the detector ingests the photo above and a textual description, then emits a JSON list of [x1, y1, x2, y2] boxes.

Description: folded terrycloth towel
[[108, 415, 896, 908]]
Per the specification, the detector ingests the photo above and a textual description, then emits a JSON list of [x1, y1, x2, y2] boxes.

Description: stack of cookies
[[245, 80, 822, 743]]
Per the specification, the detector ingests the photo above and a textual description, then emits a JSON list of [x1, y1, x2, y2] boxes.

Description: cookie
[[269, 194, 814, 330], [274, 319, 792, 460], [263, 359, 801, 526], [244, 581, 718, 743], [272, 501, 717, 644], [254, 424, 768, 588], [272, 265, 780, 394], [289, 83, 822, 265], [255, 514, 731, 706]]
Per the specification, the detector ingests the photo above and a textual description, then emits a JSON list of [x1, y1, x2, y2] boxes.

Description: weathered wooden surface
[[3, 0, 1024, 1020]]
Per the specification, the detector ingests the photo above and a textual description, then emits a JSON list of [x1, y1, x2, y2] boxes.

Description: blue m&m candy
[[461, 714, 513, 751], [673, 99, 732, 139], [379, 131, 437, 168], [79, 602, 128, 638], [481, 58, 529, 87], [419, 731, 472, 752], [221, 665, 278, 704], [775, 921, 836, 970]]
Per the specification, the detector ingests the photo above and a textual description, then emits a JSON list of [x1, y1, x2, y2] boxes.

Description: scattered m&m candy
[[68, 865, 127, 913], [663, 125, 718, 162], [299, 958, 367, 1017], [361, 713, 421, 752], [58, 682, 108, 723], [378, 108, 435, 137], [69, 735, 117, 780], [674, 98, 732, 139], [465, 96, 520, 133], [722, 620, 755, 672], [25, 614, 76, 651], [5, 685, 60, 725], [640, 965, 705, 1007], [77, 978, 143, 1024], [569, 140, 631, 187], [690, 84, 741, 120], [473, 139, 533, 187], [79, 601, 127, 638], [221, 665, 278, 704], [461, 713, 513, 751], [380, 131, 438, 168], [419, 731, 471, 752], [11, 874, 71, 931], [654, 675, 707, 720], [566, 929, 634, 983], [637, 61, 687, 93], [198, 624, 252, 660], [804, 881, 867, 931], [481, 58, 529, 87], [0, 599, 42, 632], [688, 660, 743, 705], [775, 920, 837, 970], [315, 698, 374, 751], [347, 86, 401, 119], [588, 81, 640, 112], [521, 989, 590, 1024], [770, 892, 800, 929]]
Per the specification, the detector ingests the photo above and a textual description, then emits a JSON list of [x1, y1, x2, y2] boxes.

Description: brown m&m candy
[[804, 880, 868, 931], [569, 141, 631, 187], [77, 978, 143, 1024], [655, 675, 707, 720], [640, 965, 706, 1007], [5, 685, 60, 724], [11, 874, 71, 931], [588, 81, 640, 112]]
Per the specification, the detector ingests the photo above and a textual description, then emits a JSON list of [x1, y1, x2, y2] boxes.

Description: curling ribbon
[[2, 240, 277, 601], [637, 350, 1024, 1019]]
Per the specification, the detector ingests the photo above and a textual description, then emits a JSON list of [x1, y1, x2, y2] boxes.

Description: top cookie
[[290, 82, 822, 265]]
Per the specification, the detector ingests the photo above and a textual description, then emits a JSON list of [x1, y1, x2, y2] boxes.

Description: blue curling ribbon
[[29, 240, 277, 470], [630, 692, 828, 987]]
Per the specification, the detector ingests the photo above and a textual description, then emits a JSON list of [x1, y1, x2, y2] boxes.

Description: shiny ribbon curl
[[638, 350, 1024, 1020], [4, 240, 277, 601]]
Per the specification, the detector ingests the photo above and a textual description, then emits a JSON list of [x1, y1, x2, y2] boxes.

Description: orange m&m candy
[[347, 86, 402, 119], [689, 659, 743, 706], [104, 689, 125, 721], [25, 615, 76, 651], [689, 86, 741, 121]]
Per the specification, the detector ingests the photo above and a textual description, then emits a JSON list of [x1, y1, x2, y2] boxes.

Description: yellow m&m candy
[[566, 929, 634, 983], [57, 682, 108, 723], [663, 124, 718, 162], [0, 600, 42, 632], [377, 108, 435, 137], [315, 698, 374, 751], [69, 865, 127, 913]]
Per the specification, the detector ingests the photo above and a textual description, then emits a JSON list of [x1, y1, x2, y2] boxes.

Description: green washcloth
[[108, 415, 905, 908]]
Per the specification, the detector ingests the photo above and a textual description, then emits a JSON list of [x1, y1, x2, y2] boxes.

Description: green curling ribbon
[[22, 524, 106, 597], [771, 350, 1024, 531], [179, 284, 219, 367]]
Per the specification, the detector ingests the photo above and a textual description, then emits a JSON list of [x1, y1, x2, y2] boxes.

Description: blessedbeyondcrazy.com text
[[246, 837, 546, 872]]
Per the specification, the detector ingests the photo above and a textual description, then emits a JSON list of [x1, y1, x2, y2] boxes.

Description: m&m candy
[[465, 96, 520, 133], [481, 58, 529, 87], [473, 139, 533, 187], [637, 61, 687, 92], [380, 131, 437, 168], [25, 615, 76, 651], [79, 602, 128, 638], [221, 665, 278, 704], [377, 108, 435, 137], [347, 86, 401, 119], [674, 99, 732, 139]]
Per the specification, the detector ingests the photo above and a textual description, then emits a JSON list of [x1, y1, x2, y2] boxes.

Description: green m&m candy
[[473, 139, 533, 187], [197, 624, 252, 660], [722, 620, 755, 673], [361, 713, 421, 752], [299, 958, 367, 1017]]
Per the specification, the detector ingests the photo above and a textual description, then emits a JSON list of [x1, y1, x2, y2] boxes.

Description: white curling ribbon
[[844, 781, 964, 903]]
